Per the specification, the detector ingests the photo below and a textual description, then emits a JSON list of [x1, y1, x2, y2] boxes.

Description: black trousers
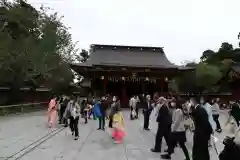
[[233, 117, 240, 126], [83, 110, 88, 123], [59, 107, 66, 123], [168, 132, 190, 160], [130, 107, 139, 120], [63, 117, 68, 127], [213, 114, 222, 130], [154, 123, 171, 151], [143, 111, 150, 129], [130, 107, 134, 120], [98, 116, 105, 129], [69, 116, 79, 137], [136, 107, 139, 118], [109, 116, 113, 128], [192, 134, 210, 160]]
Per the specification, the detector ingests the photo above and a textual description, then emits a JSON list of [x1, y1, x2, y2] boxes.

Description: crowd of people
[[46, 93, 240, 160]]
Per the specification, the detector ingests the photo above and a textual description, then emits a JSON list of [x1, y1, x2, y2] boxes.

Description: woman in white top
[[211, 99, 222, 132], [161, 99, 190, 160], [65, 97, 81, 140]]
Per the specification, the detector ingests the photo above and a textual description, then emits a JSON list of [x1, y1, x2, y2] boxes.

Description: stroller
[[219, 136, 240, 160]]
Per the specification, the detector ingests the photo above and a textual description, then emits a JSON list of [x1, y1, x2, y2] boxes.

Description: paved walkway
[[0, 110, 229, 160]]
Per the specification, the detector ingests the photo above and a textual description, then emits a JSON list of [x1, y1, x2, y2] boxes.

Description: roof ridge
[[91, 44, 164, 52]]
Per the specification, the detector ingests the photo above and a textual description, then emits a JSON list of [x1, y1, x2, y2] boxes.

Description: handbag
[[184, 118, 195, 131]]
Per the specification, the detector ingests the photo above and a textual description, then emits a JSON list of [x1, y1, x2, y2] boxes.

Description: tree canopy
[[0, 0, 83, 95], [170, 37, 240, 94]]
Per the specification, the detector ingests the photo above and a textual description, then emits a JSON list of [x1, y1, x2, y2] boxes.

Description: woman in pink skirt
[[47, 97, 57, 128]]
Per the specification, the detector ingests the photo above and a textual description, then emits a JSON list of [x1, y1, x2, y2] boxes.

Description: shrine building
[[70, 44, 191, 105]]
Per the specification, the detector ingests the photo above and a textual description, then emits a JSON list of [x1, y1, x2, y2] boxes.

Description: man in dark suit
[[142, 94, 153, 131], [190, 97, 213, 160], [151, 97, 172, 152], [98, 96, 108, 130]]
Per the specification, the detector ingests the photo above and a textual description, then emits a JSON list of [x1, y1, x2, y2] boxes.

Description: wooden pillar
[[103, 76, 107, 95], [90, 77, 94, 96], [142, 81, 145, 94], [160, 79, 163, 93], [121, 81, 127, 107]]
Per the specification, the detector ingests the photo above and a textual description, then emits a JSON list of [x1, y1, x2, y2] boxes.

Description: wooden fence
[[0, 102, 48, 116]]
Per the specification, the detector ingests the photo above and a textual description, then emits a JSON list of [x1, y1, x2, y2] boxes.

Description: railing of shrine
[[0, 102, 48, 116]]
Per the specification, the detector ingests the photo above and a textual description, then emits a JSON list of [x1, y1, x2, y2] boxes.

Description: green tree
[[75, 49, 89, 63], [200, 50, 215, 61], [0, 0, 79, 99], [195, 63, 222, 92]]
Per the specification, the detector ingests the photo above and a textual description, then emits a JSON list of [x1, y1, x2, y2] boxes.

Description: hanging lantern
[[101, 76, 104, 80], [145, 77, 149, 81], [165, 77, 168, 82], [122, 76, 125, 81], [132, 72, 136, 78]]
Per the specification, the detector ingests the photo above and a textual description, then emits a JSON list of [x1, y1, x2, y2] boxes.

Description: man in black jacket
[[151, 97, 172, 152], [142, 95, 153, 131], [190, 97, 213, 160], [61, 97, 70, 127], [98, 96, 108, 130]]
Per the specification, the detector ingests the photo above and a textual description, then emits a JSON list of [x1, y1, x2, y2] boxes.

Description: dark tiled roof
[[76, 44, 178, 68]]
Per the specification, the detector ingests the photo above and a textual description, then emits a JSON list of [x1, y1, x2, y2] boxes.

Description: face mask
[[113, 97, 116, 102]]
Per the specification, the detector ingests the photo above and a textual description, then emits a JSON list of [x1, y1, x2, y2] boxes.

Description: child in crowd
[[112, 109, 125, 143]]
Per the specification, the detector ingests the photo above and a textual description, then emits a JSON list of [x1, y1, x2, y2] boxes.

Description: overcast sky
[[28, 0, 240, 65]]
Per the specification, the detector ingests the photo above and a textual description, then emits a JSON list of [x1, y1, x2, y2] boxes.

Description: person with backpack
[[65, 97, 81, 140]]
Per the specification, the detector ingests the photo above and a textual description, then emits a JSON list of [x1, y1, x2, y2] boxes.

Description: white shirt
[[203, 103, 216, 130], [211, 103, 220, 115], [129, 97, 137, 108]]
